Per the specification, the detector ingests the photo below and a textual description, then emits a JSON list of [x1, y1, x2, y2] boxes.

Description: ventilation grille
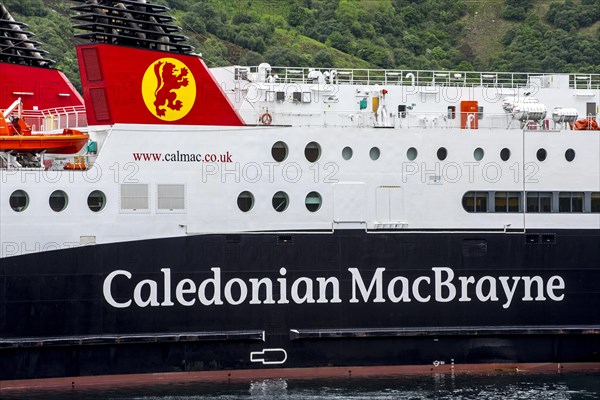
[[89, 88, 110, 121], [120, 183, 149, 211], [157, 184, 185, 211], [81, 47, 103, 81]]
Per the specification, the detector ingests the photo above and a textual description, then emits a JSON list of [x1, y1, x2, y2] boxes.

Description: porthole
[[536, 148, 547, 162], [9, 190, 29, 212], [87, 190, 106, 212], [369, 147, 380, 161], [272, 191, 289, 212], [305, 142, 321, 162], [565, 148, 575, 162], [437, 147, 447, 161], [500, 148, 511, 161], [237, 191, 254, 212], [474, 147, 484, 161], [271, 141, 288, 162], [305, 191, 322, 212], [49, 190, 68, 212], [407, 147, 418, 161], [342, 146, 353, 160]]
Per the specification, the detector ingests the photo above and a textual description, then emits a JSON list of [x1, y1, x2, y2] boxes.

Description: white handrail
[[237, 66, 600, 90]]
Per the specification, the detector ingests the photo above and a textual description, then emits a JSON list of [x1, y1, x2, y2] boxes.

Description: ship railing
[[240, 66, 600, 90], [571, 74, 600, 90], [19, 106, 88, 133], [244, 108, 569, 131], [0, 152, 97, 171]]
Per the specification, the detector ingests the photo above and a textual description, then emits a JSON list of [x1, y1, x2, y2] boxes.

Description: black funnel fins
[[0, 3, 55, 67], [71, 0, 193, 54]]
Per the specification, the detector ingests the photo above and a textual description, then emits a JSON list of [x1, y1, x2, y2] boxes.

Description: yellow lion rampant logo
[[142, 58, 196, 121]]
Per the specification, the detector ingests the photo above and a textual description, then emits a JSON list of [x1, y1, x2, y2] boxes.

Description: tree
[[181, 13, 207, 35], [287, 4, 310, 27], [313, 49, 335, 68], [264, 46, 310, 66], [546, 0, 600, 31], [456, 60, 474, 71], [502, 0, 534, 22], [3, 0, 47, 16], [234, 28, 266, 53], [326, 31, 352, 53], [239, 51, 263, 66], [232, 12, 256, 25]]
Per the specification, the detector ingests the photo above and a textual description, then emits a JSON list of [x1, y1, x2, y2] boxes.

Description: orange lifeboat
[[0, 113, 89, 154], [0, 128, 90, 154]]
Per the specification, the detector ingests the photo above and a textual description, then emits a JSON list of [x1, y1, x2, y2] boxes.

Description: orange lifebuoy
[[260, 113, 273, 125]]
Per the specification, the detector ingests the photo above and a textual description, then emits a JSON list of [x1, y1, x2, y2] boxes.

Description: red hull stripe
[[2, 363, 600, 392]]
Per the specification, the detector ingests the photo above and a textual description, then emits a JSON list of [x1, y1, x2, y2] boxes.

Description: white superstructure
[[1, 66, 599, 258]]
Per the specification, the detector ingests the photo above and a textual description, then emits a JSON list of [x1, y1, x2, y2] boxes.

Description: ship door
[[587, 102, 597, 117], [333, 182, 366, 223], [376, 186, 404, 223]]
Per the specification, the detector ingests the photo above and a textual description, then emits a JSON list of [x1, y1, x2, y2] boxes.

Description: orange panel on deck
[[460, 100, 479, 129]]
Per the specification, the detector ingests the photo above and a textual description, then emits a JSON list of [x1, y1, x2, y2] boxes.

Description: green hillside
[[3, 0, 599, 89]]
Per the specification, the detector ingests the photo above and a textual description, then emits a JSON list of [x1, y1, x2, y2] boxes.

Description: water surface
[[3, 372, 600, 400]]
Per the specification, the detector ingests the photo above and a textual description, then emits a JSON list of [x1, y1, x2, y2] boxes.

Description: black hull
[[1, 230, 600, 381]]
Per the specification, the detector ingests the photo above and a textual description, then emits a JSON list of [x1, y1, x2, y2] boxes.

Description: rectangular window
[[478, 106, 484, 120], [157, 184, 185, 212], [592, 192, 600, 213], [540, 192, 552, 212], [507, 192, 520, 212], [495, 192, 507, 212], [559, 192, 571, 212], [559, 192, 584, 213], [234, 67, 248, 80], [462, 193, 473, 212], [526, 192, 539, 212], [495, 192, 520, 212], [121, 184, 149, 211], [526, 192, 552, 213], [572, 192, 584, 212], [447, 106, 456, 120], [462, 192, 487, 213], [475, 192, 487, 212]]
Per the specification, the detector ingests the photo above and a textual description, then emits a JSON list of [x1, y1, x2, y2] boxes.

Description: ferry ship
[[1, 0, 599, 386]]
